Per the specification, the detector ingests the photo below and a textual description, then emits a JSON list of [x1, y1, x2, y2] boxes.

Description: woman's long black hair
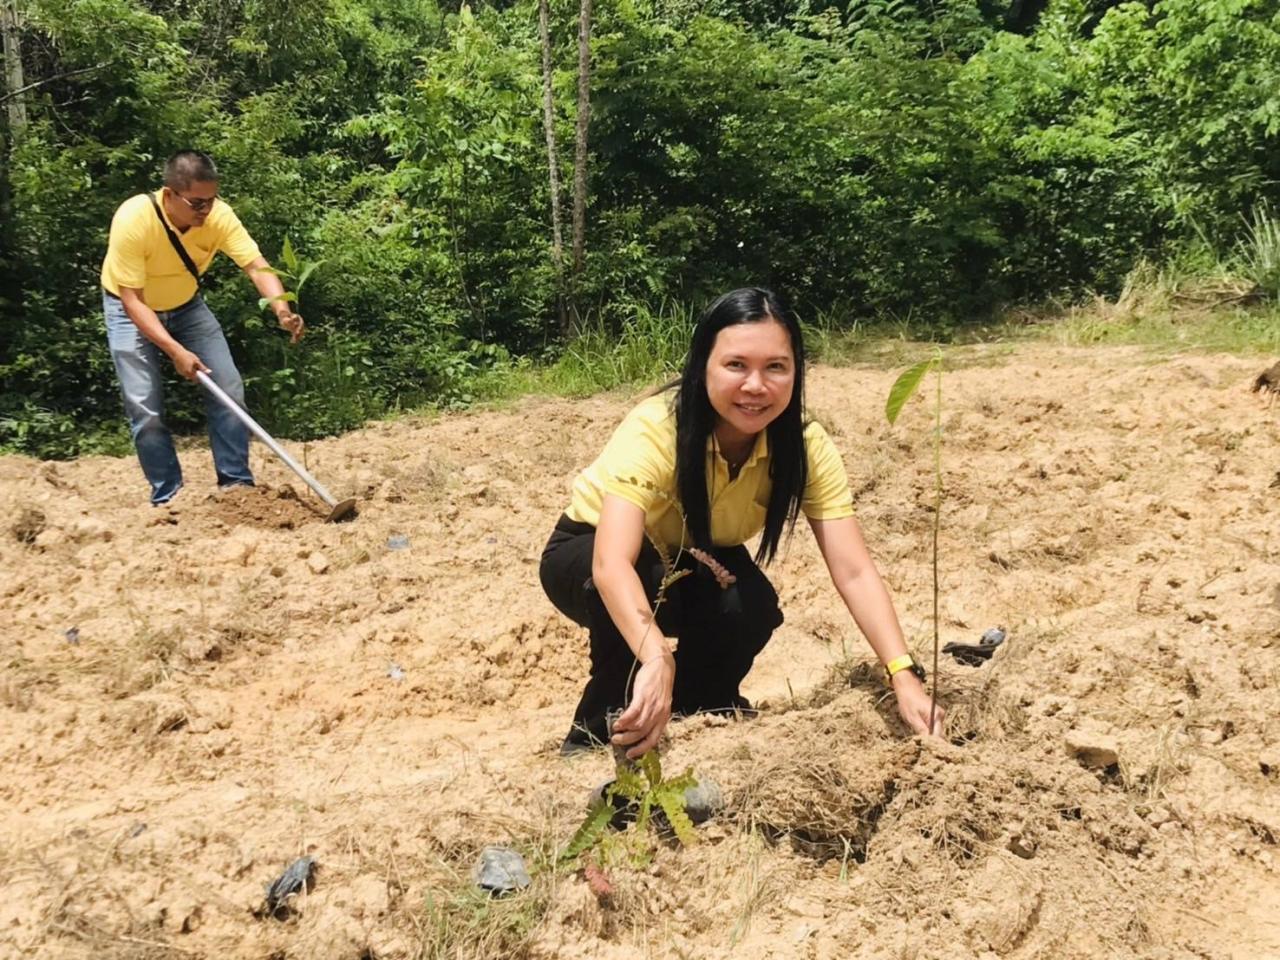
[[674, 287, 807, 566]]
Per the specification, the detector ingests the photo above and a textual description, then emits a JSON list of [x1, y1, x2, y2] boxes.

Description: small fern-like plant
[[560, 473, 729, 873], [561, 745, 699, 871], [885, 348, 944, 731]]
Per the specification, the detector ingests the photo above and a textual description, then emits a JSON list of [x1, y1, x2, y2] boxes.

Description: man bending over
[[100, 149, 303, 505]]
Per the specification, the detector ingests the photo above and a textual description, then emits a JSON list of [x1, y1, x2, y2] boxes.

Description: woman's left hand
[[891, 672, 945, 737]]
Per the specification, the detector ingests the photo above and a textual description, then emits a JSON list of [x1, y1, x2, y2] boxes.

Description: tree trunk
[[570, 0, 592, 292], [1, 0, 27, 138], [538, 0, 568, 336]]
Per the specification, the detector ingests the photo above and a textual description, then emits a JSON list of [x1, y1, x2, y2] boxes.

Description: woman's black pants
[[539, 515, 783, 749]]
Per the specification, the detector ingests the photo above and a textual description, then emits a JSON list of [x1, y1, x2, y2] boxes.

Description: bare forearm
[[248, 261, 287, 303], [592, 557, 671, 664], [811, 517, 910, 666], [833, 568, 910, 666], [121, 296, 183, 358], [811, 515, 939, 733], [837, 567, 932, 703]]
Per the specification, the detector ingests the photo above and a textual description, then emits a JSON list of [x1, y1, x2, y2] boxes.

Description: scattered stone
[[161, 896, 202, 935], [1260, 746, 1280, 777], [387, 534, 410, 551], [368, 933, 410, 959], [71, 517, 112, 542], [306, 552, 330, 575], [684, 776, 724, 824], [484, 633, 515, 666], [472, 846, 530, 896], [1007, 833, 1036, 859], [387, 663, 406, 682], [1195, 725, 1226, 746], [1065, 728, 1120, 769], [181, 636, 222, 662], [34, 527, 67, 548], [63, 627, 80, 645], [263, 856, 316, 916], [482, 678, 516, 702], [149, 700, 189, 736]]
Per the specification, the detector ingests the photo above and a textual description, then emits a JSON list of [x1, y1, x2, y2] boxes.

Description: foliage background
[[1, 0, 1277, 456]]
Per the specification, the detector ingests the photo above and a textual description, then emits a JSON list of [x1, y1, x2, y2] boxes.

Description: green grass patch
[[1049, 302, 1280, 355], [538, 300, 694, 395]]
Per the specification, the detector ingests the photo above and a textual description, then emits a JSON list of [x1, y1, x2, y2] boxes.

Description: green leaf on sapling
[[885, 358, 939, 426]]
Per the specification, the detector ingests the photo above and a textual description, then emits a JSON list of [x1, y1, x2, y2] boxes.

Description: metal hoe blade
[[196, 371, 358, 522]]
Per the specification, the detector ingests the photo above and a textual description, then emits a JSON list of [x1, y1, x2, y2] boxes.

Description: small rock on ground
[[472, 846, 530, 896], [1064, 729, 1119, 768]]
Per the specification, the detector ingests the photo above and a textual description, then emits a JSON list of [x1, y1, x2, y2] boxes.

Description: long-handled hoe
[[196, 371, 358, 522]]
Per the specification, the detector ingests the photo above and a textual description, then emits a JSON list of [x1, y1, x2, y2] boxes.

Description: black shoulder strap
[[147, 192, 201, 286]]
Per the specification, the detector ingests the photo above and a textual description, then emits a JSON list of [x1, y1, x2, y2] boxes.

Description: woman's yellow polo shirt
[[566, 392, 855, 550], [100, 190, 262, 311]]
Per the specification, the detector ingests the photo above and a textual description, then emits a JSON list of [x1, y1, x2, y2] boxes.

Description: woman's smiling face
[[704, 318, 796, 450]]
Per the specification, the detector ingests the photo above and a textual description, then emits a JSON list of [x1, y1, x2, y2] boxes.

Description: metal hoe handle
[[196, 371, 340, 509]]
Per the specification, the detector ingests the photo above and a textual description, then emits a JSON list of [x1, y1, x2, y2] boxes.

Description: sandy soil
[[1, 343, 1278, 960]]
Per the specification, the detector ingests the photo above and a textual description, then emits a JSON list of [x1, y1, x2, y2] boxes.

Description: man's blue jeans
[[104, 292, 254, 504]]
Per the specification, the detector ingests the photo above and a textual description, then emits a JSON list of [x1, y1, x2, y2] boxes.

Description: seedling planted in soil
[[885, 348, 944, 731], [560, 482, 724, 881]]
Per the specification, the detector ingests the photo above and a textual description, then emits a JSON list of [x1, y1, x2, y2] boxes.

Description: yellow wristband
[[884, 654, 916, 679]]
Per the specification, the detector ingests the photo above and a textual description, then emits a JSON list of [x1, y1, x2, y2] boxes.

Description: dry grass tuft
[[110, 620, 183, 698], [941, 667, 1029, 743], [35, 854, 192, 960], [729, 705, 916, 862]]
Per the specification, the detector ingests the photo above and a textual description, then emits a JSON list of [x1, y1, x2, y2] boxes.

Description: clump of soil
[[10, 505, 45, 543], [201, 483, 326, 529]]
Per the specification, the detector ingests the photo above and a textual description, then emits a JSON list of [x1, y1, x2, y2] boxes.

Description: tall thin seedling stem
[[930, 363, 941, 731], [884, 347, 944, 735]]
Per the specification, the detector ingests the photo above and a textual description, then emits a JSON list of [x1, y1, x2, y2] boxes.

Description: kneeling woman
[[540, 288, 943, 758]]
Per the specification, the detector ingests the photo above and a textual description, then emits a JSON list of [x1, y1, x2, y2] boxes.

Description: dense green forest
[[1, 0, 1277, 456]]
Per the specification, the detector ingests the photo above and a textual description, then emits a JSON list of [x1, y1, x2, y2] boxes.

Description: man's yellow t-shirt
[[565, 392, 855, 550], [100, 190, 262, 311]]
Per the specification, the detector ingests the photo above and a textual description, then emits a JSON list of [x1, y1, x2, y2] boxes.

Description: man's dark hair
[[163, 151, 219, 191]]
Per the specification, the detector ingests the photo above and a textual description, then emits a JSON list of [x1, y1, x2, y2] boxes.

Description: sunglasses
[[172, 190, 218, 213]]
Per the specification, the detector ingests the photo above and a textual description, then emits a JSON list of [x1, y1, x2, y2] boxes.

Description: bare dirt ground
[[1, 343, 1278, 960]]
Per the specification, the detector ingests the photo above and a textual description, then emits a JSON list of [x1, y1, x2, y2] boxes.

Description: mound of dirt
[[200, 483, 329, 529], [1, 345, 1278, 960]]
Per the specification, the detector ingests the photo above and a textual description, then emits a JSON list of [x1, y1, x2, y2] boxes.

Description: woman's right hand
[[611, 651, 675, 759]]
